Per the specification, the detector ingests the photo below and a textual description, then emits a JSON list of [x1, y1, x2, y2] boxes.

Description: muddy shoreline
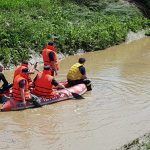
[[117, 132, 150, 150]]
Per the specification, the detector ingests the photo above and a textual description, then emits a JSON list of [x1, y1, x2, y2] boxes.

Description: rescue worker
[[67, 58, 92, 91], [12, 68, 31, 104], [0, 64, 12, 93], [32, 65, 64, 98], [12, 68, 41, 107], [42, 42, 59, 76], [13, 60, 37, 86]]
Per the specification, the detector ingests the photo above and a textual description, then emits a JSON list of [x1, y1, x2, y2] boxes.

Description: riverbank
[[1, 0, 150, 67], [117, 132, 150, 150], [125, 30, 146, 43], [29, 30, 147, 64], [2, 30, 148, 70]]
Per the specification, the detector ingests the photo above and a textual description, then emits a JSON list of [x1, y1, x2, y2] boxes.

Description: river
[[0, 37, 150, 150]]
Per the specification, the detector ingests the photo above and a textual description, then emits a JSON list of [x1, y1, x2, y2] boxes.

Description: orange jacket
[[12, 74, 30, 101], [14, 64, 32, 84], [14, 64, 28, 79], [42, 46, 59, 71], [33, 70, 56, 98], [45, 45, 55, 51]]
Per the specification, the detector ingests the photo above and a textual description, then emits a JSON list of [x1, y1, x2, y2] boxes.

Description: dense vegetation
[[130, 0, 150, 18], [0, 0, 150, 67]]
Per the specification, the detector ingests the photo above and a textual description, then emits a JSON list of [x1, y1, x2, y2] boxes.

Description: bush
[[0, 0, 149, 66]]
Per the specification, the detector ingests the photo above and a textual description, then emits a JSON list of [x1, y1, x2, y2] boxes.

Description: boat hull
[[1, 84, 87, 111]]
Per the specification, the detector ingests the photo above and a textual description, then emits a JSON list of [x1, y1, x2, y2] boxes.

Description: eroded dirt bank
[[117, 132, 150, 150]]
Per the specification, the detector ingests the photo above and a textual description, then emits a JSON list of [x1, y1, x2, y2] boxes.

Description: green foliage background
[[0, 0, 150, 66]]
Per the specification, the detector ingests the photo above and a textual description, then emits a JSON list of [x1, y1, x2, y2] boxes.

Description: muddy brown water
[[0, 37, 150, 150]]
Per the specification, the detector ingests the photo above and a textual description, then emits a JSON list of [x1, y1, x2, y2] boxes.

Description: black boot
[[87, 84, 92, 91], [30, 95, 42, 107], [84, 79, 92, 91]]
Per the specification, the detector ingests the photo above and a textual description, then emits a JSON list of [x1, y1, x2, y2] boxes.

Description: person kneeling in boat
[[67, 58, 92, 91], [0, 64, 12, 94], [32, 65, 65, 98]]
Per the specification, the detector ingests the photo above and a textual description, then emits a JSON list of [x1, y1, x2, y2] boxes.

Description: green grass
[[0, 0, 150, 66]]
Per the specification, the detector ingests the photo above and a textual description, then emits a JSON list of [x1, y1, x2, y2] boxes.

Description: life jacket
[[14, 64, 28, 79], [14, 64, 32, 84], [45, 45, 55, 51], [32, 70, 56, 98], [67, 63, 84, 80], [12, 74, 30, 101], [42, 46, 59, 71]]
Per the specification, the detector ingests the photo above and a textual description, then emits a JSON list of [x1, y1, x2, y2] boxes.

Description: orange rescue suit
[[14, 64, 33, 85], [12, 74, 30, 101], [32, 70, 56, 98], [42, 45, 59, 71], [14, 64, 28, 79]]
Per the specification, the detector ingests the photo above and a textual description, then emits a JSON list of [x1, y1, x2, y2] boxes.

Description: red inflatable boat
[[1, 83, 87, 111]]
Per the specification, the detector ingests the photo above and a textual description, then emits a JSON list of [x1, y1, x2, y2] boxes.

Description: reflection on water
[[0, 37, 150, 150]]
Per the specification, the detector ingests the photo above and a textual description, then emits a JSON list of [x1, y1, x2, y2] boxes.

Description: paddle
[[64, 88, 84, 99]]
